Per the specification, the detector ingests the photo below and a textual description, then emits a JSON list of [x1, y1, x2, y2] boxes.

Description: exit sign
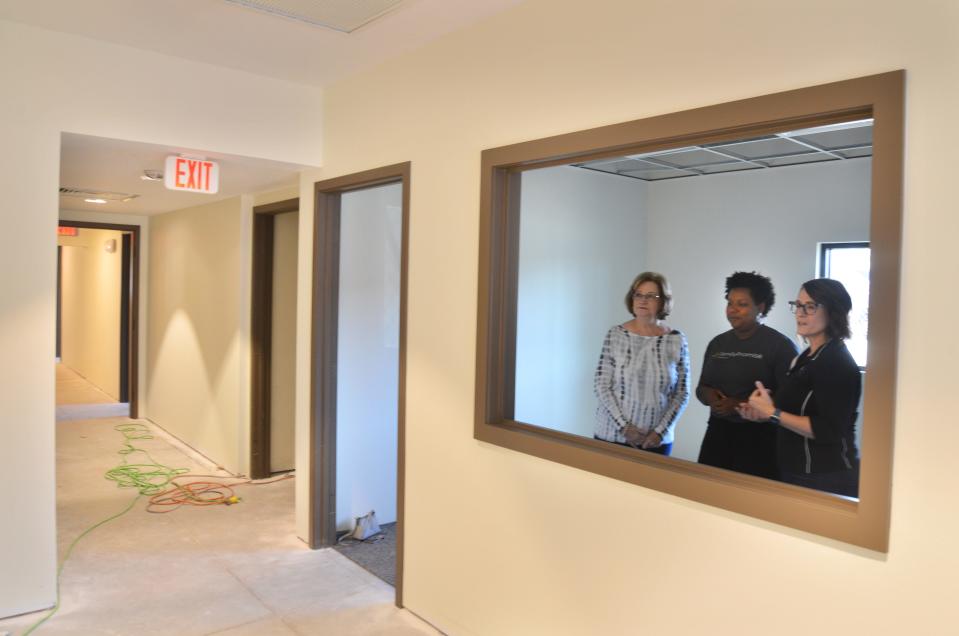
[[164, 156, 219, 194]]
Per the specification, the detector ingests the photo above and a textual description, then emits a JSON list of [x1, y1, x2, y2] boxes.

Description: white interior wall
[[514, 165, 647, 436], [58, 228, 124, 400], [0, 17, 322, 615], [649, 158, 871, 461], [270, 210, 298, 472], [335, 183, 402, 530], [308, 0, 959, 633]]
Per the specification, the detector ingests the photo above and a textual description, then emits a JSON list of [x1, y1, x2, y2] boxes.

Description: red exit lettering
[[165, 156, 219, 194]]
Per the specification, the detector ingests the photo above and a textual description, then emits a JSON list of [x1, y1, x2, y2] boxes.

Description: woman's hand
[[641, 430, 663, 449], [737, 381, 776, 421], [623, 425, 643, 448], [736, 402, 765, 421], [710, 390, 740, 416]]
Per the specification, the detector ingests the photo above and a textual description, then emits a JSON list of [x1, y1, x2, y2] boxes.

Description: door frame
[[250, 197, 300, 479], [57, 220, 141, 418], [310, 163, 410, 607]]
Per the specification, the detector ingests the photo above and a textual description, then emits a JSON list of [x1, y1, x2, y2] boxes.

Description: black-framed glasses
[[788, 300, 821, 315], [632, 292, 661, 302]]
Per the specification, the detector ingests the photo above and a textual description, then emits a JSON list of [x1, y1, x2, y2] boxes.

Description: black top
[[696, 325, 798, 477], [698, 325, 798, 425], [776, 339, 861, 474]]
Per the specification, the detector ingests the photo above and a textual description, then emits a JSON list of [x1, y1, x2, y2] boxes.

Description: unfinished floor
[[0, 372, 440, 635]]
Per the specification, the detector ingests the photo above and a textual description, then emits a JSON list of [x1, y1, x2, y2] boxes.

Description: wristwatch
[[769, 408, 782, 425]]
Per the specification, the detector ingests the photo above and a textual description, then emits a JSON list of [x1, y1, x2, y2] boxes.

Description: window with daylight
[[820, 242, 870, 368]]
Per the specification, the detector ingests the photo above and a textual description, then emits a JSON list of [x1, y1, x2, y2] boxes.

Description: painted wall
[[306, 0, 959, 633], [335, 184, 402, 530], [514, 165, 647, 437], [58, 228, 125, 400], [270, 210, 298, 472], [0, 17, 322, 616], [59, 209, 151, 414], [147, 197, 247, 474]]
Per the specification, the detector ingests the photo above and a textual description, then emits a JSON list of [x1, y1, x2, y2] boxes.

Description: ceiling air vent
[[59, 187, 139, 202], [222, 0, 405, 33]]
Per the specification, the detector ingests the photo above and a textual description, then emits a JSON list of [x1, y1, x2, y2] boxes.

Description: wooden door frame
[[57, 220, 141, 418], [250, 198, 300, 479], [310, 163, 410, 608]]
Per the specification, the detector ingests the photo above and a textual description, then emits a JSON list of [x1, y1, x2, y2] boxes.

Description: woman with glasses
[[738, 278, 861, 497], [593, 271, 690, 454], [696, 271, 797, 479]]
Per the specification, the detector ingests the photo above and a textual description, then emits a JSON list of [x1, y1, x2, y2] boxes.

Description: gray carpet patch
[[333, 522, 396, 586]]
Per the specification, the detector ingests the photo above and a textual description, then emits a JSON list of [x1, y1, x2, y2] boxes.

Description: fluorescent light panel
[[222, 0, 405, 33]]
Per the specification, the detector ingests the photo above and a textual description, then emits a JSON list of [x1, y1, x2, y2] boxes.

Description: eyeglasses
[[632, 292, 661, 302], [788, 301, 822, 315]]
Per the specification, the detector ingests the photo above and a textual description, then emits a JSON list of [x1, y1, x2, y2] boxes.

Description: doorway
[[57, 220, 140, 419], [251, 198, 300, 478], [311, 163, 410, 606]]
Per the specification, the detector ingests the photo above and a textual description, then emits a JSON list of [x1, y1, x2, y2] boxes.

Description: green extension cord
[[22, 494, 141, 636], [105, 422, 189, 495], [22, 422, 189, 634]]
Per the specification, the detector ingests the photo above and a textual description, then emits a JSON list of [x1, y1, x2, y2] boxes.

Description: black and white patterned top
[[593, 325, 690, 444]]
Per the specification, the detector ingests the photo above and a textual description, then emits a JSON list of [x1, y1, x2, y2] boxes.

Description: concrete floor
[[0, 371, 441, 635]]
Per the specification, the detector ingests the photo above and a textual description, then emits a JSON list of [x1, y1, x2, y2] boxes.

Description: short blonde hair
[[625, 271, 673, 319]]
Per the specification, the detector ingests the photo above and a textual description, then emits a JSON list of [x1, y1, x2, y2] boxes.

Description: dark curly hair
[[801, 278, 852, 340], [725, 271, 775, 317]]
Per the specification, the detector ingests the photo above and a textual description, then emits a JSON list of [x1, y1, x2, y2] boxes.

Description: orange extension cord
[[146, 473, 294, 513]]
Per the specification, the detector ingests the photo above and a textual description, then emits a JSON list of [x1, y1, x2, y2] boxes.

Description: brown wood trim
[[59, 220, 141, 418], [475, 71, 904, 552], [310, 162, 411, 609], [311, 188, 342, 549], [251, 214, 276, 479], [250, 198, 299, 479], [119, 234, 131, 403]]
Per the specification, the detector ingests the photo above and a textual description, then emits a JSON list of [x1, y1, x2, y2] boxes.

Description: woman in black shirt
[[696, 272, 797, 479], [738, 278, 861, 498]]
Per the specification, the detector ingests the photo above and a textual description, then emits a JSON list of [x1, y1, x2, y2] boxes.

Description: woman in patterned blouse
[[593, 272, 690, 455]]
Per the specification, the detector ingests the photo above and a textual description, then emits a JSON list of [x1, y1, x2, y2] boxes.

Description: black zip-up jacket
[[776, 339, 861, 474]]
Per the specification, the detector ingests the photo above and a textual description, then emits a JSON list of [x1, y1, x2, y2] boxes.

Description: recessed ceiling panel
[[838, 146, 873, 159], [632, 168, 696, 180], [765, 153, 837, 167], [223, 0, 405, 32], [650, 149, 733, 168], [712, 137, 810, 160], [793, 126, 873, 150], [698, 163, 760, 175]]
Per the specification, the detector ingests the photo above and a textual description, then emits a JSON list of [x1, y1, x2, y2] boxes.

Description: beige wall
[[296, 0, 959, 633], [0, 16, 322, 616], [59, 209, 151, 413], [58, 228, 125, 399], [270, 210, 298, 472], [147, 197, 247, 474]]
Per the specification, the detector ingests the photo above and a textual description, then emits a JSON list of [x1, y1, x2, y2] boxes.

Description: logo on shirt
[[712, 351, 763, 360]]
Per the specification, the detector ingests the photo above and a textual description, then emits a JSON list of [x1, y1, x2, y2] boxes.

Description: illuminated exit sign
[[164, 156, 219, 194]]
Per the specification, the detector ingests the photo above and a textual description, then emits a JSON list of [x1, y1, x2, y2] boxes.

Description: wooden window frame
[[474, 71, 904, 551]]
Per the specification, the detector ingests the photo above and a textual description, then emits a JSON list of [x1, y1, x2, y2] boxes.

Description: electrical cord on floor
[[22, 421, 292, 633], [21, 494, 142, 636], [146, 473, 294, 512], [104, 422, 190, 494]]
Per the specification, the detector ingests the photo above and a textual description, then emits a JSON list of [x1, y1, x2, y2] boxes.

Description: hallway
[[0, 374, 439, 635], [55, 364, 129, 421]]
